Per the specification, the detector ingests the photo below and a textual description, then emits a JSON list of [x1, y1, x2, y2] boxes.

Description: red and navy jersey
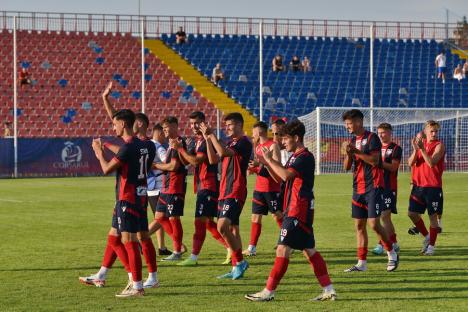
[[219, 135, 253, 201], [381, 142, 402, 192], [193, 138, 218, 193], [283, 148, 315, 228], [162, 137, 187, 195], [114, 137, 156, 206], [350, 131, 384, 194], [252, 140, 281, 192], [412, 139, 445, 188]]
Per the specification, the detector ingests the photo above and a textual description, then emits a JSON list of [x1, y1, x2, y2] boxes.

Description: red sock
[[266, 257, 289, 291], [231, 248, 244, 266], [140, 238, 157, 273], [429, 227, 438, 246], [414, 218, 429, 237], [357, 247, 368, 260], [382, 239, 393, 252], [170, 218, 183, 253], [108, 235, 130, 272], [102, 235, 117, 268], [275, 216, 283, 228], [156, 216, 173, 237], [249, 222, 262, 246], [124, 241, 142, 282], [206, 219, 228, 248], [391, 233, 397, 244], [192, 218, 207, 256], [308, 252, 332, 287]]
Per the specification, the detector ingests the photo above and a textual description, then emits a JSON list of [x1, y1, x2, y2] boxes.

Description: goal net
[[298, 107, 468, 174]]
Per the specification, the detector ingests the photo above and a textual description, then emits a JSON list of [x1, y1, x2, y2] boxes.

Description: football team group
[[78, 82, 445, 301]]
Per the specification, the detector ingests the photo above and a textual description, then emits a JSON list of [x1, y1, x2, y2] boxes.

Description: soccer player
[[93, 109, 154, 297], [173, 111, 229, 266], [148, 123, 172, 256], [372, 123, 402, 255], [149, 116, 188, 261], [243, 121, 283, 256], [407, 120, 445, 255], [271, 119, 290, 165], [342, 109, 399, 272], [200, 112, 252, 280], [245, 120, 336, 302], [79, 84, 159, 290]]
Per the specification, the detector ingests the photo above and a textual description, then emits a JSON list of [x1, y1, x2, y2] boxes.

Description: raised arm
[[153, 149, 180, 172], [343, 142, 353, 171], [92, 138, 121, 175], [408, 137, 419, 166], [102, 82, 117, 120], [260, 146, 296, 182], [171, 138, 206, 166], [419, 141, 445, 168], [103, 141, 120, 155]]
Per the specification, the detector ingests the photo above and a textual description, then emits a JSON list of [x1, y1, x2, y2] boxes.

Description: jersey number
[[138, 154, 149, 179]]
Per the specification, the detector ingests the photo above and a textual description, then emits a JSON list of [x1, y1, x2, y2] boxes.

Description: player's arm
[[419, 142, 445, 168], [199, 122, 226, 160], [103, 142, 120, 155], [102, 82, 117, 120], [343, 142, 353, 171], [260, 147, 295, 182], [355, 150, 380, 167], [153, 151, 180, 172], [204, 136, 220, 165], [264, 142, 282, 182], [408, 137, 419, 166], [382, 159, 400, 172], [172, 139, 206, 166], [92, 138, 121, 175]]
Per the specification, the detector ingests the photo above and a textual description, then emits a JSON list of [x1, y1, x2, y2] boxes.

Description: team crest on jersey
[[361, 138, 368, 146], [386, 149, 393, 155]]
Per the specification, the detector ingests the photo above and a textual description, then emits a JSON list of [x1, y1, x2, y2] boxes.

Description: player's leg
[[178, 216, 206, 266], [408, 186, 430, 252], [138, 230, 159, 288], [244, 191, 267, 256], [217, 199, 248, 279], [345, 194, 369, 272], [117, 231, 144, 297], [304, 248, 336, 301], [149, 194, 171, 255], [424, 188, 443, 255]]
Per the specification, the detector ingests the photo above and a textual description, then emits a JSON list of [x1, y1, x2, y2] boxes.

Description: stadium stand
[[162, 34, 467, 123], [0, 30, 219, 137]]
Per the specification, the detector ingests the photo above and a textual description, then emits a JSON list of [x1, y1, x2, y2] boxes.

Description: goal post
[[299, 107, 468, 175]]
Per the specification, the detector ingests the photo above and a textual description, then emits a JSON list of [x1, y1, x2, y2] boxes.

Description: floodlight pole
[[13, 16, 18, 178], [369, 24, 374, 132], [259, 21, 263, 121], [141, 17, 145, 113]]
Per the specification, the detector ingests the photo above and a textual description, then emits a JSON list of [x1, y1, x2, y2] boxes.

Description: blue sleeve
[[116, 144, 130, 162], [369, 133, 381, 153]]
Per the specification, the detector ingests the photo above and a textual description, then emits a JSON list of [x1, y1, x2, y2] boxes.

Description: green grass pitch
[[0, 173, 467, 311]]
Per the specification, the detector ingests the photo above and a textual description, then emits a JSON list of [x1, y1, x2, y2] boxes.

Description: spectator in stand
[[434, 51, 446, 83], [19, 68, 32, 88], [176, 27, 187, 44], [211, 63, 225, 85], [453, 64, 464, 82], [290, 55, 301, 72], [463, 62, 468, 78], [302, 56, 311, 72], [3, 122, 11, 137], [272, 55, 284, 72]]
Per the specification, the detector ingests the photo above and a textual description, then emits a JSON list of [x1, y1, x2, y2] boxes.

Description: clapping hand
[[102, 82, 113, 98]]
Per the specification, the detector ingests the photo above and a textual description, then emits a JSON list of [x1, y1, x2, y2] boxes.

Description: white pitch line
[[0, 198, 24, 203]]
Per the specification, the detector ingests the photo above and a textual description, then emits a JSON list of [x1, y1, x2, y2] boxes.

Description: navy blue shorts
[[277, 217, 315, 250], [156, 193, 185, 217], [351, 188, 384, 219], [382, 189, 398, 214], [195, 189, 219, 218], [437, 67, 445, 74], [252, 191, 282, 215], [218, 198, 244, 226], [112, 200, 141, 234], [409, 186, 443, 216]]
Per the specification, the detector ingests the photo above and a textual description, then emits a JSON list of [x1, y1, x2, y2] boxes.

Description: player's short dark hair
[[377, 123, 393, 131], [135, 112, 149, 128], [253, 121, 268, 132], [272, 119, 286, 126], [342, 109, 364, 121], [283, 120, 306, 141], [162, 116, 178, 125], [153, 123, 163, 132], [224, 112, 244, 125], [189, 111, 205, 121], [112, 109, 135, 128]]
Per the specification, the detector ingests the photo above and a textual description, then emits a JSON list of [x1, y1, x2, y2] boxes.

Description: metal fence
[[0, 11, 458, 40]]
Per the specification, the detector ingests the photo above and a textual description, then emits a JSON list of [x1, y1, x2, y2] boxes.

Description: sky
[[2, 0, 467, 23]]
